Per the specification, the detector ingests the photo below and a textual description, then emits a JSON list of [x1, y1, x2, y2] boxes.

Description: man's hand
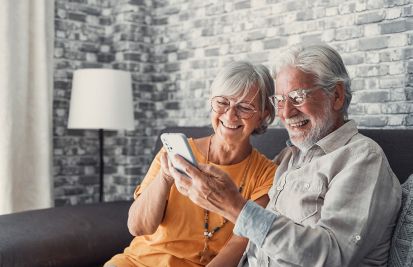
[[164, 154, 247, 223]]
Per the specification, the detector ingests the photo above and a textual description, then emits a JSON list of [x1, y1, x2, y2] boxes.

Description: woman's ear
[[333, 83, 345, 111]]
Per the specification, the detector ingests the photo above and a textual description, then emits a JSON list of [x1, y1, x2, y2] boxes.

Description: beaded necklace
[[198, 135, 252, 264]]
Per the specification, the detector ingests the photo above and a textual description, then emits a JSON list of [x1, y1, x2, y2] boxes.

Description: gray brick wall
[[54, 0, 154, 205], [54, 0, 413, 204]]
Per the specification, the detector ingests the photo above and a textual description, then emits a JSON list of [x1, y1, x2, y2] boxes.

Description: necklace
[[198, 135, 252, 264]]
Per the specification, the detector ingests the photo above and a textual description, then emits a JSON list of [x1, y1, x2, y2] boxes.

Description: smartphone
[[160, 133, 198, 174]]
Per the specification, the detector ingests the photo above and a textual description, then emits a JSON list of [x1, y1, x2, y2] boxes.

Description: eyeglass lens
[[211, 96, 256, 119]]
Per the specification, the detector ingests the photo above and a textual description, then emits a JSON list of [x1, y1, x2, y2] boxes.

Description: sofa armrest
[[0, 201, 133, 267]]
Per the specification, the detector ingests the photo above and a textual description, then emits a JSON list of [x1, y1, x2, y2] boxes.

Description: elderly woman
[[105, 61, 277, 267]]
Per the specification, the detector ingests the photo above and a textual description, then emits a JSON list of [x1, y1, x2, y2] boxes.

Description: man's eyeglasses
[[268, 87, 321, 110], [211, 96, 257, 119]]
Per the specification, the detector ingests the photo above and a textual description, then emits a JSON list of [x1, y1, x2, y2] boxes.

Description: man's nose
[[281, 99, 298, 118]]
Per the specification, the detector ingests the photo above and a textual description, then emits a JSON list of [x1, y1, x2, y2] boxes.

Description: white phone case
[[160, 133, 198, 173]]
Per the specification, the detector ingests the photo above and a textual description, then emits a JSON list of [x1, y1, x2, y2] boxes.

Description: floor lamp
[[68, 69, 134, 202]]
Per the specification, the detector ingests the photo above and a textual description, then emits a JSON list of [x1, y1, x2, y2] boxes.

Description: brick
[[234, 0, 251, 10], [391, 88, 408, 101], [165, 62, 180, 72], [388, 33, 408, 47], [79, 43, 99, 52], [338, 2, 356, 14], [263, 38, 287, 49], [359, 36, 388, 50], [245, 30, 266, 41], [296, 10, 314, 21], [386, 7, 402, 19], [356, 65, 389, 77], [380, 20, 409, 34], [165, 102, 180, 109], [379, 76, 405, 88], [247, 52, 269, 63], [68, 12, 86, 22], [408, 61, 413, 73], [402, 5, 413, 17], [64, 186, 86, 196], [348, 103, 365, 114], [358, 116, 388, 127], [406, 87, 413, 100], [358, 90, 390, 103], [129, 0, 145, 6], [351, 79, 365, 91], [388, 115, 405, 126], [97, 53, 114, 63], [124, 53, 141, 61], [189, 80, 205, 90], [382, 102, 412, 113], [364, 24, 381, 37], [379, 49, 403, 62], [384, 0, 411, 7], [153, 17, 168, 25], [406, 114, 413, 125], [335, 27, 363, 41], [79, 175, 98, 185], [300, 33, 322, 43], [404, 48, 413, 59], [365, 103, 382, 114], [205, 47, 220, 57], [355, 11, 385, 25]]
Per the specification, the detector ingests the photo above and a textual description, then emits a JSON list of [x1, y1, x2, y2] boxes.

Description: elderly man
[[168, 44, 401, 266]]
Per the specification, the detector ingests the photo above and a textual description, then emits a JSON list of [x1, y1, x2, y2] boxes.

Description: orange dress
[[106, 138, 276, 267]]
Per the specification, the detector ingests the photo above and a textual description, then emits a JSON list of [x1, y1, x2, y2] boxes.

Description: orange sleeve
[[249, 153, 277, 201], [133, 148, 165, 199]]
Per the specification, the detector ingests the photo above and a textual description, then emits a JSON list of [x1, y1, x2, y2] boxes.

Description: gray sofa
[[0, 126, 412, 267]]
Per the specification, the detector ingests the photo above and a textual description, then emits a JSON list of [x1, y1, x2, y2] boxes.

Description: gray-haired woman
[[105, 61, 277, 267]]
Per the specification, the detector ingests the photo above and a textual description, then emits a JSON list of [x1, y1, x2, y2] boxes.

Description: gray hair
[[210, 61, 275, 134], [273, 44, 352, 118]]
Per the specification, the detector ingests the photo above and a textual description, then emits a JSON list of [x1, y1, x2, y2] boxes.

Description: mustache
[[285, 115, 309, 124]]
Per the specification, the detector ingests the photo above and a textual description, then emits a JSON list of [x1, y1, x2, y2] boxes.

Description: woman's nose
[[224, 105, 239, 120]]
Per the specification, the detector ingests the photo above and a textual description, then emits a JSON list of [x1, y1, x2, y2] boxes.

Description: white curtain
[[0, 0, 54, 214]]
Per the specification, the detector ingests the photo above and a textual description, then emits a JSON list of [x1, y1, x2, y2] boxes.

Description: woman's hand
[[167, 155, 247, 223], [159, 152, 174, 186]]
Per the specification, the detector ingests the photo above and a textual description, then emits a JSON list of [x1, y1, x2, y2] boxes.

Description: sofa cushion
[[389, 174, 413, 267]]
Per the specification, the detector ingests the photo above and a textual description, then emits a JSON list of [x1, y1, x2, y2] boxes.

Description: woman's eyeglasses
[[211, 96, 257, 119], [268, 87, 320, 110]]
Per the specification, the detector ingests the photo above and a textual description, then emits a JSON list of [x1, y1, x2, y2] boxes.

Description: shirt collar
[[315, 120, 358, 154]]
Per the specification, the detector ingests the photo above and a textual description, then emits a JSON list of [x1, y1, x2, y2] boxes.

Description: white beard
[[288, 103, 335, 152]]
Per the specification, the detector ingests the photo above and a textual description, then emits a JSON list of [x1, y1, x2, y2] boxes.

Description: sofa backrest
[[155, 127, 413, 184]]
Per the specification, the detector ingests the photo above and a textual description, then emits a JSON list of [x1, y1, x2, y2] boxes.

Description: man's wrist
[[233, 200, 277, 246], [227, 196, 248, 223]]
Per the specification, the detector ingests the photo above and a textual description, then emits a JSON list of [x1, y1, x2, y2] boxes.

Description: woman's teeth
[[221, 121, 240, 129]]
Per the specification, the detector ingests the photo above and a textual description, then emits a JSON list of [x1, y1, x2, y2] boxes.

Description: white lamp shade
[[68, 69, 134, 130]]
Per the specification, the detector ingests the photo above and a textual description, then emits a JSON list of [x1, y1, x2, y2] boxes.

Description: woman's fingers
[[159, 152, 174, 184], [168, 158, 193, 195]]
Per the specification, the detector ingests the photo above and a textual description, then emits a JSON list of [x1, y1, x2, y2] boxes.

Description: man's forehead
[[275, 67, 316, 93]]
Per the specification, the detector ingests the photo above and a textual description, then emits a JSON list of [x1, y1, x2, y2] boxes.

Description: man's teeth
[[289, 120, 309, 127]]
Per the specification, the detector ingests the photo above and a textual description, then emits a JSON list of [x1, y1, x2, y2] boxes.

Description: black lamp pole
[[98, 129, 104, 202]]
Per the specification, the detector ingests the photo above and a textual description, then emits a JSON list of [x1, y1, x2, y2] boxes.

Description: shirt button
[[276, 186, 282, 191], [355, 235, 361, 241], [304, 183, 310, 189]]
